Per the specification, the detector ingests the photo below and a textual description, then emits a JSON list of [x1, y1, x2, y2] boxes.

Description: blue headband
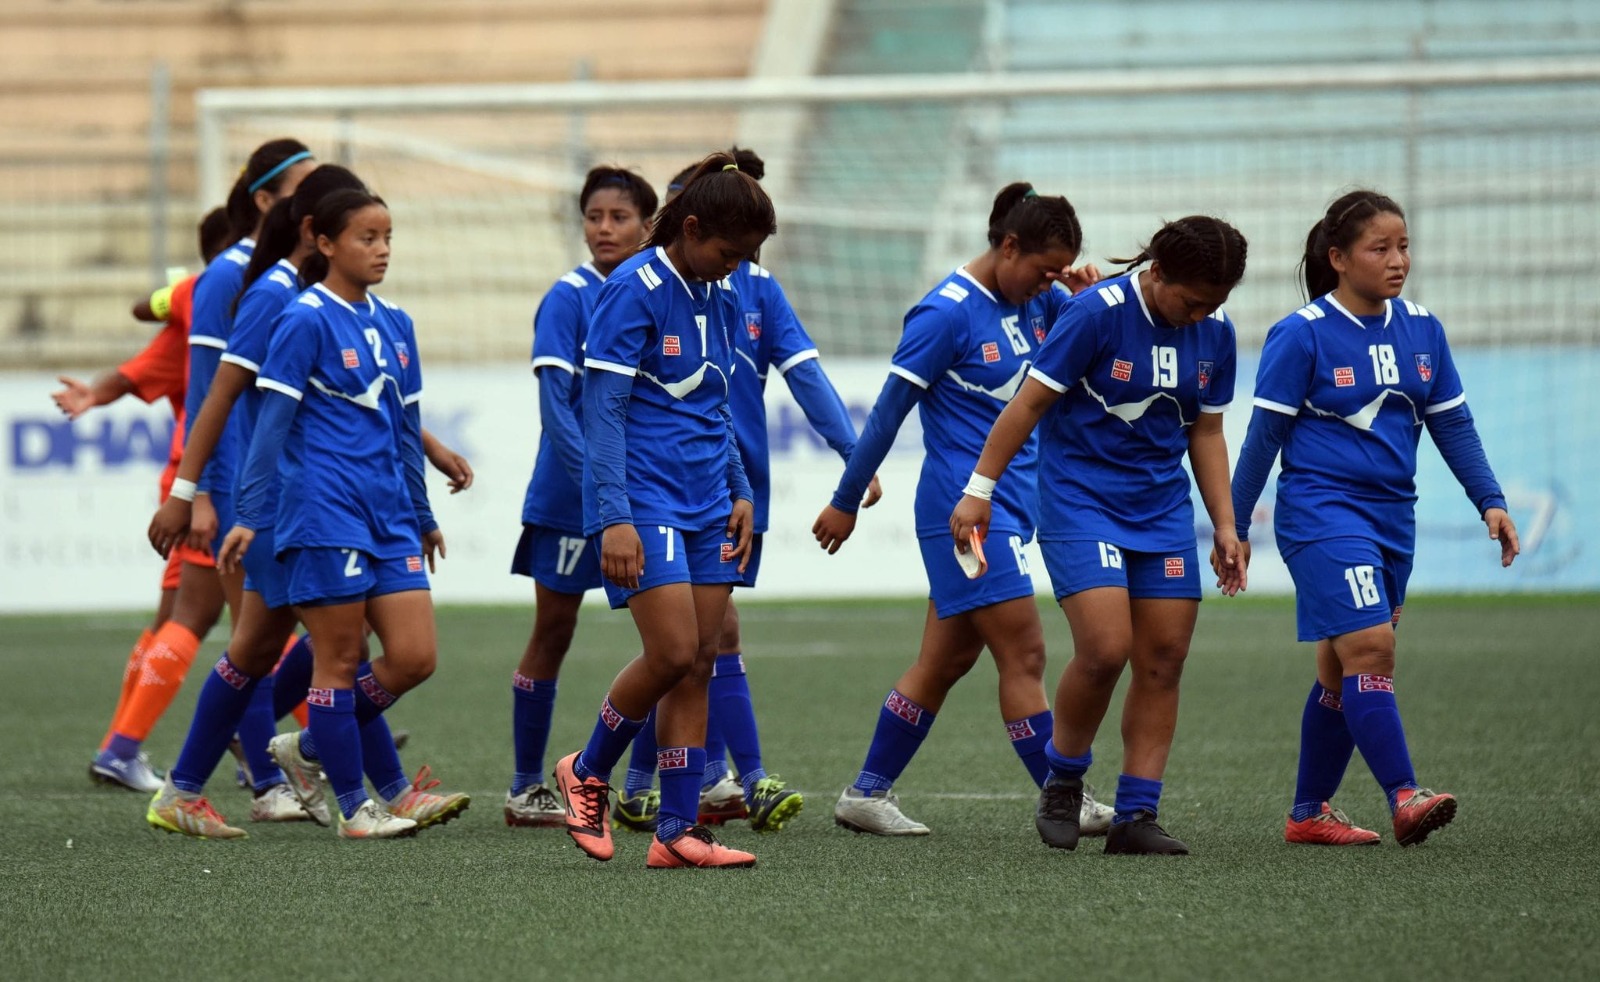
[[248, 151, 313, 193]]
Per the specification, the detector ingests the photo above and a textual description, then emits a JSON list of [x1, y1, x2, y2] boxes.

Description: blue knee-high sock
[[1007, 710, 1055, 788], [1114, 774, 1163, 824], [307, 687, 366, 819], [1044, 742, 1092, 784], [700, 709, 730, 792], [271, 635, 314, 720], [239, 676, 285, 793], [1291, 681, 1357, 821], [170, 655, 262, 794], [361, 714, 409, 804], [655, 746, 707, 843], [511, 672, 558, 794], [852, 690, 936, 795], [576, 696, 646, 782], [712, 654, 767, 797], [353, 662, 399, 725], [624, 707, 658, 795], [1341, 674, 1417, 812]]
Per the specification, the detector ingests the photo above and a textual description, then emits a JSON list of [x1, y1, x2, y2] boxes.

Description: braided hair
[[987, 182, 1082, 254], [1113, 216, 1248, 287], [1300, 190, 1405, 299]]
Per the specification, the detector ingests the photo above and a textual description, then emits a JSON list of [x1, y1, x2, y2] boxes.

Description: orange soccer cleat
[[1393, 787, 1457, 847], [554, 752, 614, 861], [646, 825, 757, 869], [1284, 802, 1382, 846]]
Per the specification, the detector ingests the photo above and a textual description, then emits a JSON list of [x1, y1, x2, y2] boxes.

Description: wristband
[[962, 472, 997, 501], [169, 478, 197, 502]]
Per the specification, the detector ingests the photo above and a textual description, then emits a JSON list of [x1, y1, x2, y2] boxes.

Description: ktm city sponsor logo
[[306, 687, 336, 708], [1006, 719, 1035, 742], [359, 674, 394, 708], [663, 335, 681, 356], [885, 691, 922, 725], [1111, 359, 1134, 382], [658, 747, 690, 771], [512, 672, 538, 692], [600, 699, 624, 731], [1164, 557, 1185, 577], [720, 542, 734, 563], [1334, 366, 1355, 387], [406, 556, 423, 573], [215, 657, 251, 690], [1391, 605, 1404, 625], [1318, 689, 1343, 711], [1357, 674, 1394, 693], [342, 348, 361, 369], [982, 342, 1001, 363]]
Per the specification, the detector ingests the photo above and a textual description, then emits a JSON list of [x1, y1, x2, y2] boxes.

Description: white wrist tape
[[962, 473, 997, 501], [169, 478, 197, 502]]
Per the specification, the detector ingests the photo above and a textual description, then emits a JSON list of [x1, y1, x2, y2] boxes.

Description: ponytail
[[646, 151, 775, 249], [986, 181, 1082, 254]]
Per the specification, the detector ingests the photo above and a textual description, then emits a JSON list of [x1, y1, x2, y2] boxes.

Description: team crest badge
[[395, 341, 410, 369], [744, 311, 762, 340], [1031, 315, 1047, 342], [1414, 353, 1433, 381], [1197, 360, 1213, 390]]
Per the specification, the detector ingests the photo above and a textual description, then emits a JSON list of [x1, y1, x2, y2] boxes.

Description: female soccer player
[[504, 166, 658, 830], [613, 148, 875, 835], [56, 209, 231, 792], [814, 183, 1112, 838], [951, 214, 1249, 856], [552, 152, 773, 869], [1228, 190, 1517, 847]]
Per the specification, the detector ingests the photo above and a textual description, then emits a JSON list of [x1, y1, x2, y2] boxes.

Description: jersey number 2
[[364, 327, 389, 368]]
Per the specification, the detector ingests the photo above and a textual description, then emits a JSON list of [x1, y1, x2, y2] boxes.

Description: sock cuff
[[1044, 742, 1092, 776], [307, 687, 355, 713], [1005, 710, 1052, 743], [512, 671, 557, 695], [213, 655, 254, 691], [1313, 681, 1343, 711], [883, 690, 935, 731], [355, 664, 399, 709], [712, 653, 746, 677], [153, 621, 202, 650], [1346, 674, 1396, 696], [600, 696, 645, 731], [657, 746, 707, 772]]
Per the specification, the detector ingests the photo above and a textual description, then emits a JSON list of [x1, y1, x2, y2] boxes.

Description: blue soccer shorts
[[510, 524, 602, 595], [241, 523, 291, 610], [283, 547, 431, 608], [1282, 537, 1411, 642], [597, 524, 746, 610], [1040, 538, 1202, 602], [919, 529, 1036, 619]]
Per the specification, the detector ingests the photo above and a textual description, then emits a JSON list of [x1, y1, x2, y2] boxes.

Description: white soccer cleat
[[1079, 783, 1115, 837], [90, 750, 164, 794], [697, 772, 749, 825], [266, 731, 331, 826], [833, 787, 930, 836], [249, 782, 315, 823], [337, 799, 418, 840], [504, 784, 565, 828]]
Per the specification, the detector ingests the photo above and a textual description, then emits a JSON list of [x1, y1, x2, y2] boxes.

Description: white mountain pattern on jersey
[[1304, 388, 1423, 431], [640, 361, 727, 400], [943, 363, 1031, 403], [1079, 380, 1194, 427], [308, 373, 390, 410]]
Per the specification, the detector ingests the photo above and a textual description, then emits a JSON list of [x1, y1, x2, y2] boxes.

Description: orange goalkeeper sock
[[100, 629, 154, 749], [109, 622, 202, 743]]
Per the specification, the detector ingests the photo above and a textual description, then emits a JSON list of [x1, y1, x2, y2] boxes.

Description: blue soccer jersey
[[186, 237, 253, 493], [522, 262, 605, 531], [251, 284, 423, 559], [582, 247, 743, 534], [220, 259, 302, 508], [728, 260, 856, 532], [1252, 294, 1466, 556], [894, 269, 1067, 539], [1028, 271, 1238, 551]]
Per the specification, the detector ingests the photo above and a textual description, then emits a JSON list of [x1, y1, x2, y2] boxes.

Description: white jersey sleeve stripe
[[1253, 397, 1300, 416], [257, 378, 303, 402], [584, 357, 637, 377], [1424, 393, 1467, 415], [219, 353, 260, 373], [888, 364, 931, 390], [402, 391, 423, 406], [1026, 365, 1069, 393], [775, 349, 820, 375], [531, 356, 577, 375], [189, 335, 227, 349], [1200, 401, 1232, 414]]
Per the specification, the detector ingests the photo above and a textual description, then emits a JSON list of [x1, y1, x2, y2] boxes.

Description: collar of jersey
[[275, 258, 299, 276], [581, 260, 606, 283], [653, 246, 711, 304], [953, 266, 998, 303], [1129, 269, 1169, 329], [312, 281, 375, 316], [1324, 295, 1392, 330]]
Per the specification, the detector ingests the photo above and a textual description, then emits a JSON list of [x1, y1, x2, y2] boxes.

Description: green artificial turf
[[2, 595, 1596, 980]]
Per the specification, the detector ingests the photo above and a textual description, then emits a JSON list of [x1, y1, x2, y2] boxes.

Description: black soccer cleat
[[1104, 810, 1189, 855], [1035, 775, 1084, 851]]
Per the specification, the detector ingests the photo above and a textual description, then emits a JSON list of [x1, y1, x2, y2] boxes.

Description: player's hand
[[148, 496, 193, 557], [216, 526, 254, 575], [428, 444, 474, 494], [1485, 507, 1520, 567], [812, 505, 858, 555], [51, 376, 95, 420], [601, 523, 645, 589], [1062, 264, 1104, 295], [861, 475, 884, 509], [423, 528, 446, 572], [186, 495, 219, 555], [726, 498, 755, 574], [1210, 528, 1247, 596], [949, 495, 992, 553]]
